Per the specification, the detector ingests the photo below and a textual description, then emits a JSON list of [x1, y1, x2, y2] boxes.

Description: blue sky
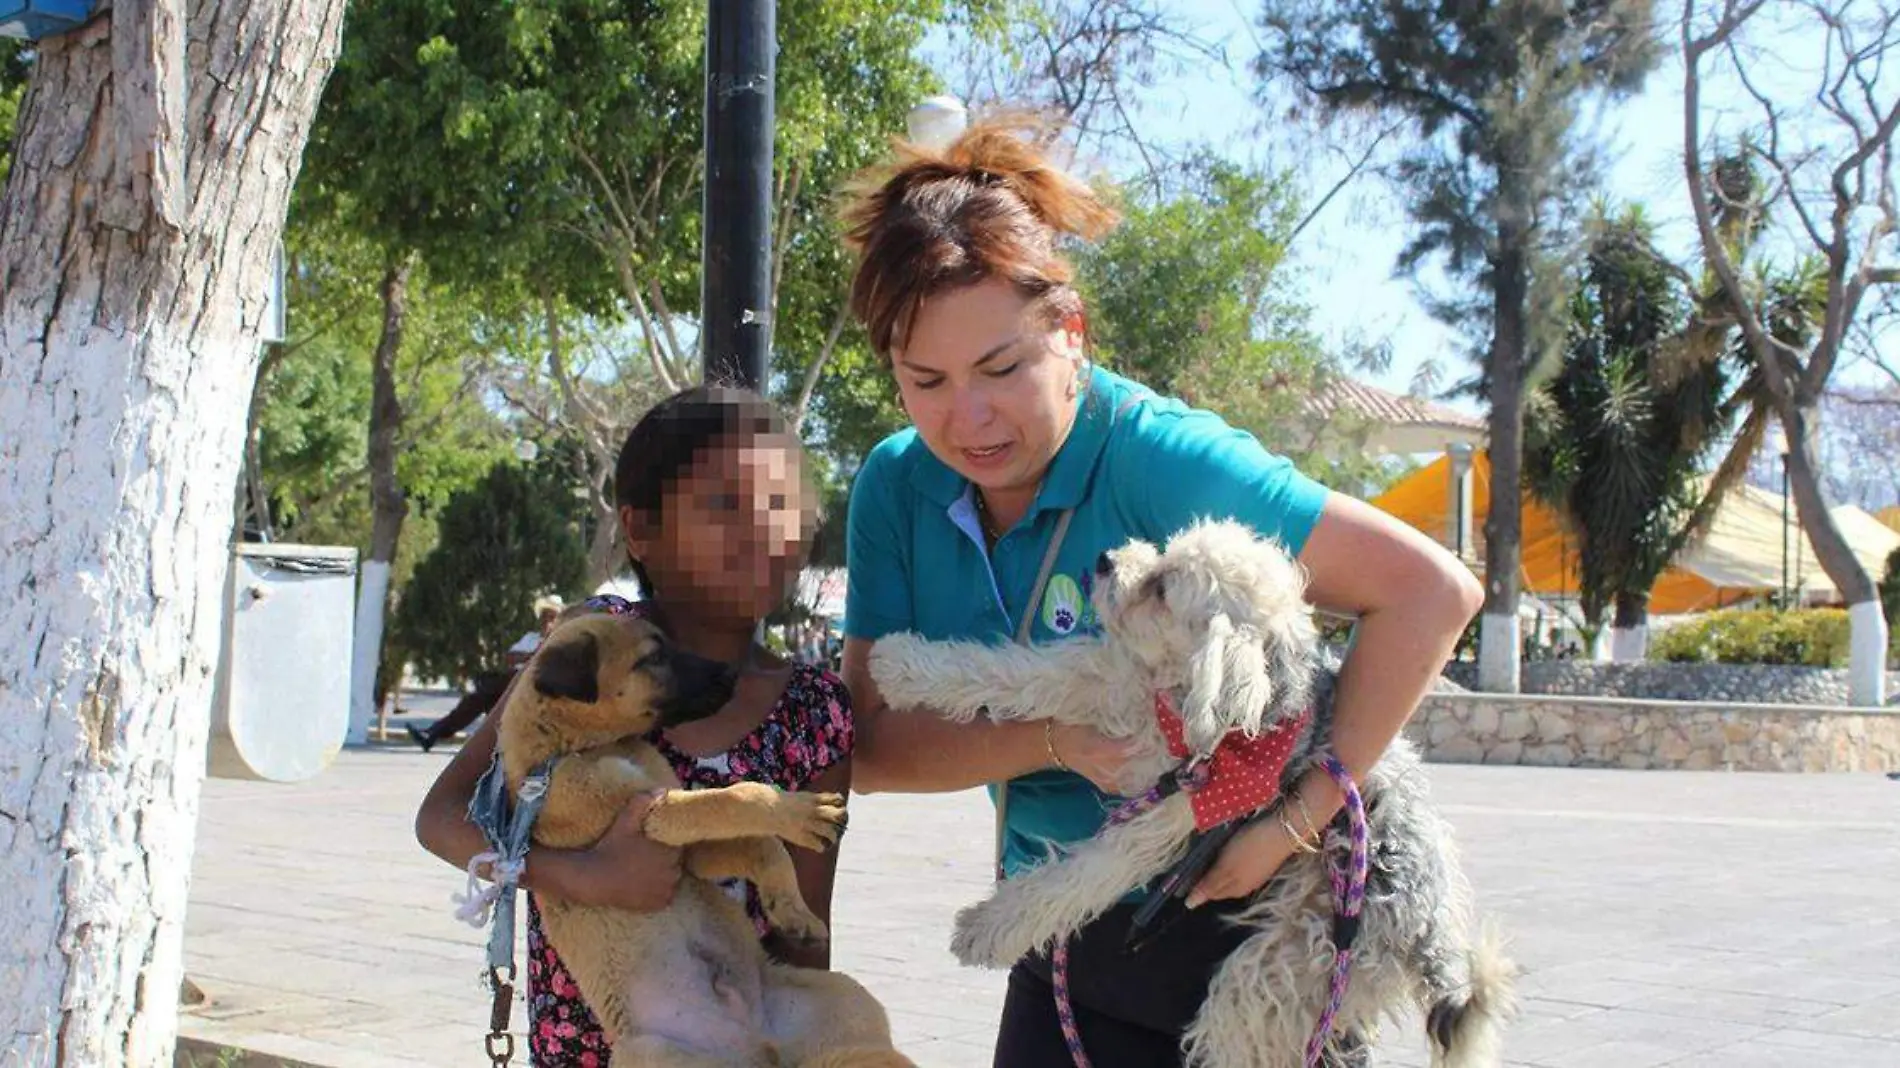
[[926, 0, 1891, 414]]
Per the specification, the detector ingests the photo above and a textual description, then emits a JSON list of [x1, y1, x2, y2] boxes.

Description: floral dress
[[523, 664, 855, 1067]]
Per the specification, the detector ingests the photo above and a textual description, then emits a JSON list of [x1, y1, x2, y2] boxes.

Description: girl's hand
[[564, 791, 683, 912], [1185, 816, 1297, 909], [1048, 724, 1144, 795]]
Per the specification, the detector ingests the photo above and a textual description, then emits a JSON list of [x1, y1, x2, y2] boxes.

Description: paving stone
[[181, 748, 1900, 1068]]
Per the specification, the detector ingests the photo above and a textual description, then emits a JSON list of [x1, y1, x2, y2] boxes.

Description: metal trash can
[[208, 543, 358, 782]]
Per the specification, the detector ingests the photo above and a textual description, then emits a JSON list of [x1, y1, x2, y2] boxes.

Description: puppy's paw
[[774, 790, 848, 852], [949, 899, 1036, 969], [762, 892, 830, 944]]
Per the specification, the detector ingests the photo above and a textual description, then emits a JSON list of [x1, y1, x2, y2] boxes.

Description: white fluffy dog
[[868, 520, 1515, 1068]]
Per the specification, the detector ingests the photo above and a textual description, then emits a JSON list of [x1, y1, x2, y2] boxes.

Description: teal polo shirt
[[844, 367, 1331, 878]]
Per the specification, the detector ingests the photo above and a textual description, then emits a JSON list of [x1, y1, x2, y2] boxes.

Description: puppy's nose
[[1094, 551, 1114, 577]]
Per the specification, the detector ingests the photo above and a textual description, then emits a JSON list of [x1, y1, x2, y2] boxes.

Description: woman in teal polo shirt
[[837, 118, 1482, 1067]]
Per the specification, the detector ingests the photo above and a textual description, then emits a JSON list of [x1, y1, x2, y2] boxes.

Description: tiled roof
[[1303, 376, 1486, 432]]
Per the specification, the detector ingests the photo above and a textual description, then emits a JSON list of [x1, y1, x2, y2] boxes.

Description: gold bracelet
[[1291, 794, 1325, 845], [1045, 721, 1069, 771], [1277, 807, 1322, 854]]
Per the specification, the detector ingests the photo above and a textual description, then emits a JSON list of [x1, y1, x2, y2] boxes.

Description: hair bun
[[838, 109, 1121, 358], [935, 114, 1119, 241], [848, 111, 1119, 247]]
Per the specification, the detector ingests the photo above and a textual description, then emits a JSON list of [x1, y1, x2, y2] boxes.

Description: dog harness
[[1048, 697, 1370, 1068], [462, 754, 557, 1068], [1152, 692, 1314, 832]]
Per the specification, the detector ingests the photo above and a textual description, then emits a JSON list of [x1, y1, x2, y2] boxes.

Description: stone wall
[[1404, 693, 1900, 772], [1439, 660, 1900, 707]]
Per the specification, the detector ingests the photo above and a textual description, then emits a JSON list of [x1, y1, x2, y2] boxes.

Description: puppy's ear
[[1183, 612, 1271, 752], [533, 630, 601, 704]]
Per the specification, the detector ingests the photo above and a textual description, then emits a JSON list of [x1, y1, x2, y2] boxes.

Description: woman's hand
[[1048, 723, 1144, 795], [551, 791, 683, 912], [1185, 815, 1298, 909]]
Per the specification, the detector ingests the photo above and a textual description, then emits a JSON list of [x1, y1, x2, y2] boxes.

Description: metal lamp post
[[700, 0, 775, 392]]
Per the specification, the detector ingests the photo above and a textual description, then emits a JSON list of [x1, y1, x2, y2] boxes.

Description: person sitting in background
[[405, 594, 565, 753], [506, 595, 566, 668]]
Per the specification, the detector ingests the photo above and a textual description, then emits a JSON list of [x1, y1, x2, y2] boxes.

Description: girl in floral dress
[[415, 385, 853, 1066]]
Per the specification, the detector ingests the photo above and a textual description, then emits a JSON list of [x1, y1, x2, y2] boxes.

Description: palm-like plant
[[1528, 160, 1825, 649], [1526, 205, 1729, 644]]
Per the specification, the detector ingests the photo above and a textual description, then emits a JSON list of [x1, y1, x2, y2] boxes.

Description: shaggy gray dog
[[868, 519, 1516, 1068]]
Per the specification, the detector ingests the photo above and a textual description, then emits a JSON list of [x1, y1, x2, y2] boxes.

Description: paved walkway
[[181, 736, 1900, 1067]]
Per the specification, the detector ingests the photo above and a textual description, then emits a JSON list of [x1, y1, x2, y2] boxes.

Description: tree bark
[[0, 1, 347, 1062], [349, 255, 414, 743], [1479, 179, 1531, 693]]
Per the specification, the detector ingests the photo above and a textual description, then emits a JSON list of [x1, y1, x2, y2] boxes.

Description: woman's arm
[[1187, 492, 1482, 906], [842, 638, 1139, 795], [763, 757, 853, 969], [412, 683, 683, 912]]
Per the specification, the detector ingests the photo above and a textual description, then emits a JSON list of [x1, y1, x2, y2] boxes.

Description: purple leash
[[1303, 754, 1369, 1068], [1052, 760, 1212, 1068], [1051, 753, 1369, 1068]]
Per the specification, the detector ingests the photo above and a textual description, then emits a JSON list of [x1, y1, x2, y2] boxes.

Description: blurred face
[[624, 433, 818, 628], [892, 277, 1087, 497]]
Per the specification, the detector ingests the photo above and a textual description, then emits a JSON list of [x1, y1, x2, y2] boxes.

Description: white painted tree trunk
[[0, 3, 346, 1063], [1588, 628, 1611, 662], [1478, 612, 1521, 692], [1848, 600, 1888, 707], [346, 260, 412, 745], [1610, 625, 1647, 663], [347, 559, 394, 746]]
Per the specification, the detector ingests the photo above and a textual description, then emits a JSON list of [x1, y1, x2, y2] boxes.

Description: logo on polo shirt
[[1040, 573, 1084, 635]]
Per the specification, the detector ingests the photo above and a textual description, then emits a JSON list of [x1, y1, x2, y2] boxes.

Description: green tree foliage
[[1882, 545, 1900, 631], [0, 42, 27, 186], [254, 224, 508, 574], [301, 0, 1003, 544], [1079, 155, 1392, 496], [390, 453, 590, 682]]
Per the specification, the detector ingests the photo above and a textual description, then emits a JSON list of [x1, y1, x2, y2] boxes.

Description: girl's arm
[[1187, 493, 1482, 906], [413, 678, 683, 912], [764, 756, 853, 970]]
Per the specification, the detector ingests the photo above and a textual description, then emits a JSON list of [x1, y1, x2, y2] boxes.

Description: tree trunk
[[0, 2, 346, 1062], [587, 500, 623, 587], [1782, 401, 1887, 704], [1479, 188, 1530, 694], [348, 256, 414, 744]]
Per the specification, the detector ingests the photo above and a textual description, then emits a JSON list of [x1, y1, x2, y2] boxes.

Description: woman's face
[[891, 277, 1086, 498], [622, 433, 818, 626]]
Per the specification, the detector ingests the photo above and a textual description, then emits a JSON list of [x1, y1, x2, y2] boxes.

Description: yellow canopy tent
[[1370, 451, 1900, 614]]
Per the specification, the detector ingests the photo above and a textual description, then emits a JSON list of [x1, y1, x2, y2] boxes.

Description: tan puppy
[[497, 613, 913, 1068]]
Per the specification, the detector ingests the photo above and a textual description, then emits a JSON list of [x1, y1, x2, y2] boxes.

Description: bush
[[1650, 608, 1850, 667], [389, 457, 589, 682]]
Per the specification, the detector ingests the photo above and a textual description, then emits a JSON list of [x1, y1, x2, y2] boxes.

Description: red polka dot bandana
[[1154, 692, 1313, 832]]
